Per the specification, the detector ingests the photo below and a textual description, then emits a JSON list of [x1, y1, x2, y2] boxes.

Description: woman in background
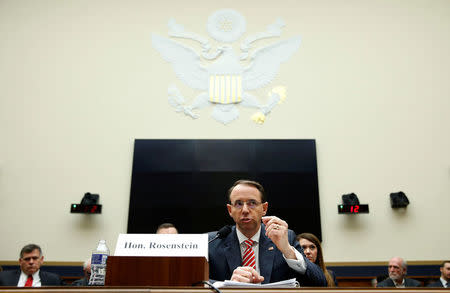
[[297, 232, 337, 287]]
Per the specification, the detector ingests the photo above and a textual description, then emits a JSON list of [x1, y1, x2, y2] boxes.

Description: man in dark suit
[[71, 259, 91, 286], [0, 244, 63, 287], [208, 179, 326, 286], [377, 257, 421, 288], [427, 261, 450, 288]]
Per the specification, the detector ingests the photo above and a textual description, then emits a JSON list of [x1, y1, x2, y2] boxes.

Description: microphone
[[208, 225, 232, 243]]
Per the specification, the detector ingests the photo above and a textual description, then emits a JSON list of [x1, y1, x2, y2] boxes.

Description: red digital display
[[338, 204, 369, 214], [70, 204, 102, 214]]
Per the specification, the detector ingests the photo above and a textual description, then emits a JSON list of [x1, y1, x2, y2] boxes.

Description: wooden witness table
[[0, 287, 449, 293], [1, 257, 445, 292]]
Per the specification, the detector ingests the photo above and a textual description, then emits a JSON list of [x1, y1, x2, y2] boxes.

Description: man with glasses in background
[[0, 244, 63, 287], [208, 179, 326, 286]]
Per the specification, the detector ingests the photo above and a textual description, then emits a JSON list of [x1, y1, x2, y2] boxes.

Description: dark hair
[[20, 244, 42, 258], [441, 260, 450, 267], [297, 233, 335, 287], [227, 179, 266, 203], [376, 274, 389, 282], [156, 223, 177, 232]]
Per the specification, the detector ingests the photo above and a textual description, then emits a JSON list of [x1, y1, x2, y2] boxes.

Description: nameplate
[[114, 233, 208, 260]]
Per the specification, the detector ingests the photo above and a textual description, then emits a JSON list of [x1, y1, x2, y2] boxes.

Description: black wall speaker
[[342, 193, 360, 205], [390, 191, 409, 208]]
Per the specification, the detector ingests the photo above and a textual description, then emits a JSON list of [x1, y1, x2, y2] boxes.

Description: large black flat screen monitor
[[127, 139, 322, 240]]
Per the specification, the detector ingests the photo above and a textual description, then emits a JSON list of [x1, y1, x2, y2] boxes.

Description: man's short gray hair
[[83, 259, 91, 270]]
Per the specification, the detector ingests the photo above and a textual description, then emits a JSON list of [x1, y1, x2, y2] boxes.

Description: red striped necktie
[[242, 239, 256, 269], [24, 275, 33, 287]]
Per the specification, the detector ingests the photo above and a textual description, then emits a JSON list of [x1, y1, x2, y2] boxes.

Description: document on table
[[214, 278, 299, 288]]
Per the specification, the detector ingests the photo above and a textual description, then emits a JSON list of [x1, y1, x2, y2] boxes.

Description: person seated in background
[[427, 260, 450, 287], [377, 257, 421, 287], [71, 259, 91, 286], [297, 233, 337, 287], [0, 244, 63, 287], [156, 223, 178, 234], [208, 179, 326, 286], [371, 274, 388, 287]]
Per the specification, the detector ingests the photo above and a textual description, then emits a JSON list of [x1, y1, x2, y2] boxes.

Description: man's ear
[[227, 204, 232, 216], [262, 202, 268, 216], [39, 256, 44, 266]]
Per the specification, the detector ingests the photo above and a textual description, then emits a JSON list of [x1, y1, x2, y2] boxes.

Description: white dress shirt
[[392, 278, 405, 288], [17, 270, 41, 287], [235, 225, 307, 274]]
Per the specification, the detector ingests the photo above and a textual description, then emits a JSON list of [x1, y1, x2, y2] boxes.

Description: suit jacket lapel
[[224, 227, 242, 274], [39, 271, 44, 285], [14, 270, 21, 286], [258, 225, 274, 283]]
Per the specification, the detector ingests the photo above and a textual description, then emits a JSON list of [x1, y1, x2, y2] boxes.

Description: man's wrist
[[282, 245, 297, 260]]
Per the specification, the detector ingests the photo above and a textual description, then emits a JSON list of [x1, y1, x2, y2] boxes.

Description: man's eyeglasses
[[230, 200, 261, 209]]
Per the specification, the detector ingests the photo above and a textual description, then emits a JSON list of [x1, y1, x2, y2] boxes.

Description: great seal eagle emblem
[[152, 9, 301, 124]]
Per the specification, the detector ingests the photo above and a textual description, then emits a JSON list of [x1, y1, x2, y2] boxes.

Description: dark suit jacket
[[427, 280, 444, 287], [71, 277, 89, 286], [377, 277, 421, 287], [0, 270, 63, 286], [208, 225, 326, 286]]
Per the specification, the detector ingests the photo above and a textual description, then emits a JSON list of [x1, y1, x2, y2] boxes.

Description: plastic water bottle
[[88, 239, 110, 286]]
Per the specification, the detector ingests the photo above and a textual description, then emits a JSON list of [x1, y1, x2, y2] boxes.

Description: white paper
[[214, 278, 298, 288]]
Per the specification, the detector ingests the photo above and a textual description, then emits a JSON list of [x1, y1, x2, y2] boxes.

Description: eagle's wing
[[242, 36, 301, 91], [152, 34, 209, 90]]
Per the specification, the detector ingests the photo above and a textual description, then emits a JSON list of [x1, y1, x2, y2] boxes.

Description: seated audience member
[[71, 259, 91, 286], [0, 244, 63, 287], [371, 274, 388, 287], [427, 260, 450, 288], [156, 223, 178, 234], [208, 179, 326, 286], [377, 257, 421, 287], [297, 233, 337, 287]]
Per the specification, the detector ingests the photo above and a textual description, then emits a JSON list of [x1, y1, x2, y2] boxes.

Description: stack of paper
[[214, 278, 299, 288]]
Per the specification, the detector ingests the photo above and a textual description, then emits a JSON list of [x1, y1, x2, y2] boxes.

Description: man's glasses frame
[[230, 200, 262, 209]]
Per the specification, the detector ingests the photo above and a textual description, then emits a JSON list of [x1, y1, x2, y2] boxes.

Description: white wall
[[1, 0, 449, 262]]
